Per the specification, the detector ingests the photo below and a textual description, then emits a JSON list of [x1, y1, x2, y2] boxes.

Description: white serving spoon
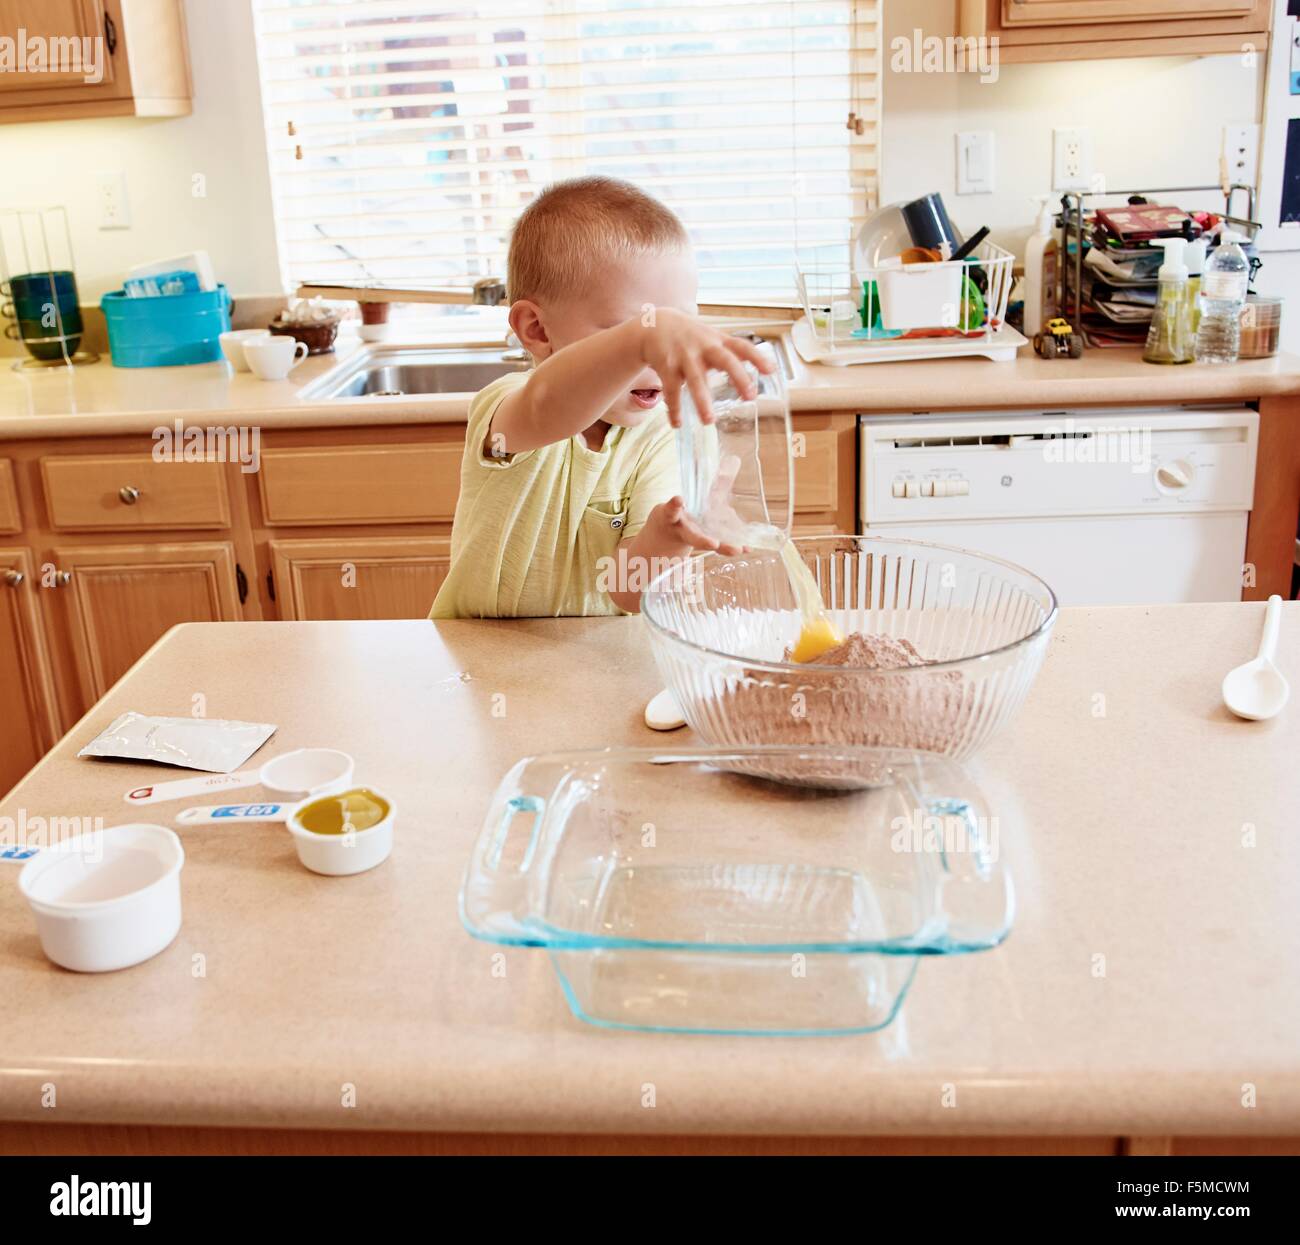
[[1222, 594, 1289, 721], [644, 687, 687, 731]]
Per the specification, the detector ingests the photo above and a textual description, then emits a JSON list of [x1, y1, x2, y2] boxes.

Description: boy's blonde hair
[[507, 176, 689, 304]]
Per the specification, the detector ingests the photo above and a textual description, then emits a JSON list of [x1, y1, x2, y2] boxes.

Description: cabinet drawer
[[258, 444, 462, 526], [0, 461, 19, 534], [792, 430, 839, 514], [41, 455, 231, 531]]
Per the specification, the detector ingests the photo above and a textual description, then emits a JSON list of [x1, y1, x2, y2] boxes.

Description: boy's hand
[[644, 495, 744, 558], [636, 309, 775, 427], [607, 494, 745, 612]]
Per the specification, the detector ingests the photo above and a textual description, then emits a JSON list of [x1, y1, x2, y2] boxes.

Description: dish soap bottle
[[1023, 195, 1058, 339], [1183, 238, 1206, 337], [1142, 237, 1191, 365], [1195, 232, 1249, 365]]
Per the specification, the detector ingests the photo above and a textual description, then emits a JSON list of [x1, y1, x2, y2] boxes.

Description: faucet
[[502, 329, 530, 363], [472, 277, 507, 306]]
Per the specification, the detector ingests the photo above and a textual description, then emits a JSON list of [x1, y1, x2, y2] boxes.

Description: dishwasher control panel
[[862, 407, 1258, 524]]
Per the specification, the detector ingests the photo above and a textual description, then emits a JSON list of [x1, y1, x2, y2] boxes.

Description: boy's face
[[520, 246, 698, 427]]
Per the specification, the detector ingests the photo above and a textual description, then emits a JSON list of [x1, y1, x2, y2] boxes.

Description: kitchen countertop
[[2, 326, 1298, 439], [1, 606, 1297, 1139]]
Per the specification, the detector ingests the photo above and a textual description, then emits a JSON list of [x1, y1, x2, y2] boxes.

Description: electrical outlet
[[96, 171, 130, 230], [1052, 127, 1093, 192], [1222, 123, 1260, 186]]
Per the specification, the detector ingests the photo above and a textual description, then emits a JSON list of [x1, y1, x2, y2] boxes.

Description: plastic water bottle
[[1195, 233, 1249, 365]]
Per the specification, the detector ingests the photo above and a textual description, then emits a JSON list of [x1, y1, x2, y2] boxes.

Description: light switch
[[956, 131, 994, 194]]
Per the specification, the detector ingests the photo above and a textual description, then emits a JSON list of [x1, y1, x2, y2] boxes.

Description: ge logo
[[610, 516, 625, 529], [1000, 475, 1013, 487]]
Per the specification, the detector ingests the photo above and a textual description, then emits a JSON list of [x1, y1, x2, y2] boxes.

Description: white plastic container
[[875, 259, 963, 331], [18, 825, 184, 972], [127, 250, 217, 292]]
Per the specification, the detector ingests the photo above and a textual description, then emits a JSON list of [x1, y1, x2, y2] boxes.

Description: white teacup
[[244, 334, 309, 381], [219, 329, 271, 373]]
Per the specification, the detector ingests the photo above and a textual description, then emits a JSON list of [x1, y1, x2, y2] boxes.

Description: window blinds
[[252, 0, 879, 301]]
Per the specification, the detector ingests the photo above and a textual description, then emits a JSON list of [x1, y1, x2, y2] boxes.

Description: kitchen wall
[[1, 0, 280, 305], [3, 0, 1295, 353], [881, 0, 1300, 354]]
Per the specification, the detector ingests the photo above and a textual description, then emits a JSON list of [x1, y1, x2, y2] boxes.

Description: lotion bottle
[[1023, 195, 1058, 338]]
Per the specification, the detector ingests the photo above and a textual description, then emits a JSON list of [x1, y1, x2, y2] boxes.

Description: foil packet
[[79, 713, 277, 774]]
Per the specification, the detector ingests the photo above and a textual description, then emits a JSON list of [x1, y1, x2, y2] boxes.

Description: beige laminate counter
[[1, 606, 1297, 1145], [2, 329, 1298, 438]]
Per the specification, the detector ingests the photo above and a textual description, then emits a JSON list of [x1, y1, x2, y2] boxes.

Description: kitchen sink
[[301, 334, 792, 400], [300, 345, 532, 399]]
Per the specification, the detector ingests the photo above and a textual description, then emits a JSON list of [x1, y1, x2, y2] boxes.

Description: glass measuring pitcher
[[675, 337, 792, 549]]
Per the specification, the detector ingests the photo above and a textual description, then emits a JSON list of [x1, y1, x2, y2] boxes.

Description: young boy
[[430, 176, 771, 619]]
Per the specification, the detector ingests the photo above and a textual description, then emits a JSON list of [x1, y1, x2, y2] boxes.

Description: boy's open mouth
[[629, 388, 661, 409]]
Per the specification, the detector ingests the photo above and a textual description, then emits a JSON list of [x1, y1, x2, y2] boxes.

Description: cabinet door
[[0, 0, 115, 92], [1000, 0, 1253, 25], [270, 537, 451, 620], [0, 549, 60, 799], [52, 542, 243, 699]]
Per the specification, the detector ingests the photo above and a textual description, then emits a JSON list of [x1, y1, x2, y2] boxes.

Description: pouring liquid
[[778, 539, 843, 662]]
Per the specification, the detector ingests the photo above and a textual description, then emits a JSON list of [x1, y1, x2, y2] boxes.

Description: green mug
[[1, 270, 83, 361]]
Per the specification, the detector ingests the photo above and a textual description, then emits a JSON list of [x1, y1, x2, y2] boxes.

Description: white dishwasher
[[858, 405, 1258, 605]]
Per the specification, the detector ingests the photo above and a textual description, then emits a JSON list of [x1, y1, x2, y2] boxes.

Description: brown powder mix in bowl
[[713, 630, 970, 788], [790, 632, 928, 670]]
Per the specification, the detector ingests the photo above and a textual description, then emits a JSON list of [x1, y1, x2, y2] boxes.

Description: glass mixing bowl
[[642, 535, 1057, 778]]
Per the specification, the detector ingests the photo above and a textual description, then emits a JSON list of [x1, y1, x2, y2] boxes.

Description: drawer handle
[[53, 570, 72, 587], [119, 485, 141, 505], [3, 570, 22, 588]]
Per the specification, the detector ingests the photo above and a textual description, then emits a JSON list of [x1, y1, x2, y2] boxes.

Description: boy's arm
[[607, 497, 740, 614], [489, 310, 770, 454]]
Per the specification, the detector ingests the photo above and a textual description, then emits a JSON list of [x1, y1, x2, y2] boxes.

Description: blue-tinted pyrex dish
[[461, 747, 1014, 1036]]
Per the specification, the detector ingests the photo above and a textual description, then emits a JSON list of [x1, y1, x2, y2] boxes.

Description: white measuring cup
[[177, 785, 396, 877], [128, 747, 354, 809]]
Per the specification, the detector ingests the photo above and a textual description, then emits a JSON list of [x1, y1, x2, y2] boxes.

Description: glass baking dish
[[461, 747, 1013, 1036]]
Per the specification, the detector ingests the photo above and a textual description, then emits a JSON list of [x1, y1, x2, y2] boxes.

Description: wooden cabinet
[[41, 454, 231, 531], [51, 542, 243, 700], [0, 460, 20, 534], [791, 413, 858, 535], [958, 0, 1271, 61], [0, 548, 60, 799], [0, 1, 108, 91], [0, 0, 191, 122], [270, 537, 452, 621], [258, 444, 462, 527]]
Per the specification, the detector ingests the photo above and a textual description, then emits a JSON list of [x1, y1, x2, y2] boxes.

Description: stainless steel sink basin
[[300, 346, 531, 399], [301, 334, 791, 400]]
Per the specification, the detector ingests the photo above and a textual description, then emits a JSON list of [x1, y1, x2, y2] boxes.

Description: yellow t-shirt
[[430, 372, 680, 618]]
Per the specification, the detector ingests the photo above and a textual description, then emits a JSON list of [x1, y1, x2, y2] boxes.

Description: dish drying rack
[[792, 241, 1023, 366]]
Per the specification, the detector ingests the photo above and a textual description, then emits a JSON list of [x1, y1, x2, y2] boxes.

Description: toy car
[[1033, 317, 1084, 359]]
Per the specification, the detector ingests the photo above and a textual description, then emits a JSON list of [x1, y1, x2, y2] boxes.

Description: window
[[252, 0, 879, 303]]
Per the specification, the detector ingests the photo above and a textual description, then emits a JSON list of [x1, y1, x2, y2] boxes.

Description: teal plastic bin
[[101, 285, 232, 367]]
